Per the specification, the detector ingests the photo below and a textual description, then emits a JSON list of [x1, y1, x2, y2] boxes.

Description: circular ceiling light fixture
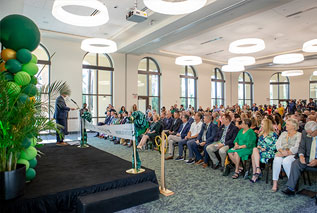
[[143, 0, 207, 15], [81, 38, 117, 53], [228, 56, 256, 66], [175, 56, 202, 66], [273, 53, 304, 64], [313, 71, 317, 76], [221, 63, 245, 72], [229, 38, 265, 54], [52, 0, 109, 27], [281, 70, 303, 77], [303, 39, 317, 52]]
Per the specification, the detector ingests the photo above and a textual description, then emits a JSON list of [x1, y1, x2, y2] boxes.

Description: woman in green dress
[[228, 118, 257, 179], [137, 114, 161, 149]]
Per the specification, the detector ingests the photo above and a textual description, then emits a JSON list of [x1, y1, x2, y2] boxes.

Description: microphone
[[71, 99, 77, 104]]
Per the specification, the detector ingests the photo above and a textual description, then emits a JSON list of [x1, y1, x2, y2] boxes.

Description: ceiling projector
[[126, 9, 148, 23]]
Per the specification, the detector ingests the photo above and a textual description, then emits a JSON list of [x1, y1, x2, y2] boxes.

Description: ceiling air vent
[[200, 36, 223, 45], [206, 50, 224, 56], [286, 6, 317, 18]]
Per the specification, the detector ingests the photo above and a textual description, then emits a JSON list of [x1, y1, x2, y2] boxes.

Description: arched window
[[211, 68, 225, 107], [180, 66, 197, 109], [310, 74, 317, 100], [238, 72, 253, 106], [82, 53, 114, 124], [270, 72, 289, 105], [33, 44, 51, 118], [137, 57, 161, 113]]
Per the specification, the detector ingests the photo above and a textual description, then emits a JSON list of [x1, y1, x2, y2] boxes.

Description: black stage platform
[[1, 144, 159, 213]]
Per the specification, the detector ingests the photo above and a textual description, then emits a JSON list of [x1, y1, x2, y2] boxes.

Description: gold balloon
[[1, 49, 16, 61], [30, 96, 36, 103], [0, 62, 6, 72]]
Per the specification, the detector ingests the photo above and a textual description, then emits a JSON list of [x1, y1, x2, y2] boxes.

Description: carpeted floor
[[88, 137, 317, 213]]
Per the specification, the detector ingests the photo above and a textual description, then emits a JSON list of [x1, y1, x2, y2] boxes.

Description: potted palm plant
[[0, 74, 70, 200]]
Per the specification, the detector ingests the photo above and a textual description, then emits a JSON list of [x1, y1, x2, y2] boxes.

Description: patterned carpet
[[88, 137, 317, 213]]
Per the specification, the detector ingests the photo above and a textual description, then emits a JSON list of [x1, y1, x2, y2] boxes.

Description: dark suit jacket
[[170, 118, 182, 134], [188, 117, 194, 125], [215, 122, 239, 148], [177, 122, 191, 139], [54, 96, 70, 120], [163, 117, 174, 130], [298, 130, 314, 162], [197, 123, 218, 145]]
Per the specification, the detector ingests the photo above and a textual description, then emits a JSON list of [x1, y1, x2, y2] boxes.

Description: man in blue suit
[[54, 92, 76, 146], [188, 114, 218, 167], [163, 111, 174, 130]]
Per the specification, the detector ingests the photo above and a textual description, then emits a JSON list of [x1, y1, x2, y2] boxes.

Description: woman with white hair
[[271, 118, 302, 192]]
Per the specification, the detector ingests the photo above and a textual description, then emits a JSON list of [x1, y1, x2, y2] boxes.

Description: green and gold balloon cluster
[[0, 14, 41, 181]]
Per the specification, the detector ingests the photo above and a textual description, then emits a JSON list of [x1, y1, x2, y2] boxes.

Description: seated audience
[[283, 121, 317, 195], [165, 111, 182, 136], [137, 114, 161, 149], [186, 114, 218, 167], [175, 113, 203, 163], [250, 119, 278, 182], [165, 115, 191, 159], [228, 119, 257, 179], [272, 118, 301, 192], [206, 114, 239, 170]]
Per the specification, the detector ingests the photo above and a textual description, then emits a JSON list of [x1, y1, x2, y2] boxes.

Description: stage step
[[76, 181, 159, 213]]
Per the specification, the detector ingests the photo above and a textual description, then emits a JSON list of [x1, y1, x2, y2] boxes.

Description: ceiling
[[21, 0, 317, 70]]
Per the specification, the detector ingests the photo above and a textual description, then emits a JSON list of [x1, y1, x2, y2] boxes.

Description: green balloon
[[22, 137, 31, 149], [30, 76, 38, 85], [5, 59, 22, 73], [26, 168, 36, 181], [3, 71, 14, 81], [17, 158, 30, 170], [30, 54, 38, 64], [18, 93, 29, 103], [22, 62, 38, 76], [23, 84, 37, 97], [29, 158, 37, 168], [14, 71, 31, 86], [30, 137, 37, 146], [7, 82, 21, 97], [0, 15, 41, 51], [20, 146, 37, 161], [16, 49, 32, 64]]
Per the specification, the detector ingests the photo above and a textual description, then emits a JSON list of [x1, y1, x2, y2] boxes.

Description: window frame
[[180, 65, 198, 109], [238, 72, 253, 106], [309, 74, 317, 101], [211, 68, 225, 106], [137, 57, 161, 112], [82, 53, 114, 123], [270, 72, 290, 104]]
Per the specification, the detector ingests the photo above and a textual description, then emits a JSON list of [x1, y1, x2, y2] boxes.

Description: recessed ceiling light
[[281, 70, 303, 77], [303, 39, 317, 52], [52, 0, 109, 27], [175, 56, 202, 66], [273, 53, 304, 64], [81, 38, 117, 53], [221, 64, 245, 72], [143, 0, 208, 15], [228, 56, 255, 66], [229, 38, 265, 54]]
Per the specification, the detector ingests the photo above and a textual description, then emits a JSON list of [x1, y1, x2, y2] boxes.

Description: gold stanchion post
[[159, 131, 174, 196]]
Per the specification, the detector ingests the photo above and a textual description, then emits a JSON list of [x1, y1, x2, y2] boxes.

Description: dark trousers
[[56, 118, 67, 142], [286, 159, 307, 190], [95, 122, 105, 136]]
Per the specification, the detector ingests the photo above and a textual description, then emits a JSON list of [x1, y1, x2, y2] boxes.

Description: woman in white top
[[271, 118, 301, 192]]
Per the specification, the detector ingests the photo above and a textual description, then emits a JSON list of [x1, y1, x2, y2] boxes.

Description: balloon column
[[0, 14, 41, 181]]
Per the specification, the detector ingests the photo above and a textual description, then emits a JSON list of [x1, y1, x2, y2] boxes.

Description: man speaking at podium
[[54, 91, 76, 146]]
